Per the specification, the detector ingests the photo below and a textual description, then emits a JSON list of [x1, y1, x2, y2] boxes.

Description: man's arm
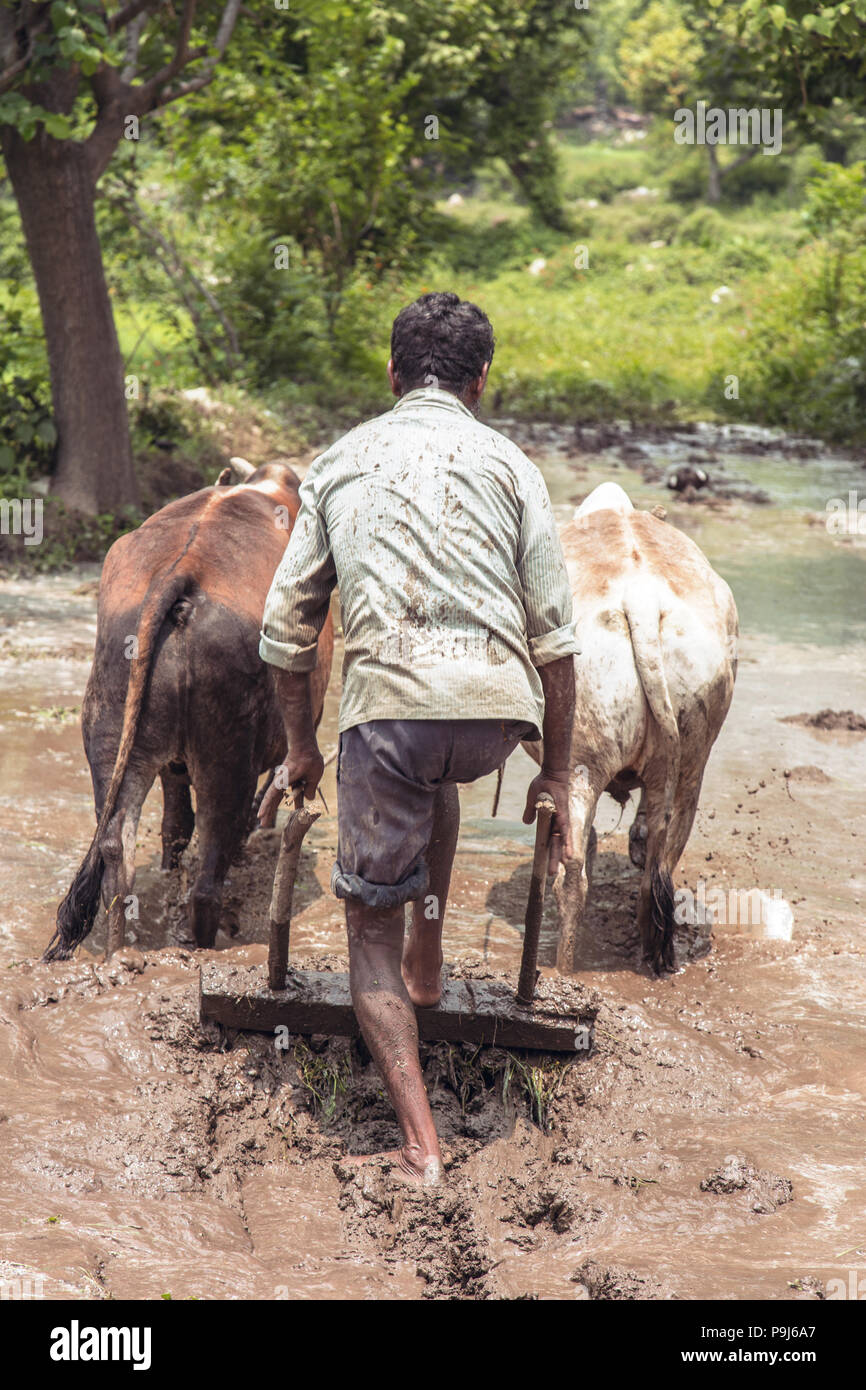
[[258, 670, 325, 823], [258, 475, 336, 823], [515, 462, 579, 873], [523, 656, 575, 874]]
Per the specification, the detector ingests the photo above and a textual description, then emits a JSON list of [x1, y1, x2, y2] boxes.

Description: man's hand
[[523, 768, 572, 875], [258, 741, 324, 827]]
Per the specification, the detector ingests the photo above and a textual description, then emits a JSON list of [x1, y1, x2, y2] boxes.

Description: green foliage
[[3, 0, 866, 548], [293, 1040, 352, 1121], [0, 0, 111, 139], [0, 372, 54, 496], [674, 204, 727, 248], [149, 0, 586, 380], [618, 0, 703, 111], [800, 158, 866, 328], [718, 161, 866, 439], [559, 139, 654, 203], [737, 0, 866, 113], [0, 208, 54, 495]]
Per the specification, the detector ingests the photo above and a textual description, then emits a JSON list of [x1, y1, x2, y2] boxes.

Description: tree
[[618, 0, 785, 204], [163, 0, 587, 373], [736, 0, 866, 115], [0, 1, 241, 514]]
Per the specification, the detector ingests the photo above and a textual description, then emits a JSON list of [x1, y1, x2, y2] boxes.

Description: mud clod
[[701, 1155, 793, 1214], [572, 1260, 675, 1301]]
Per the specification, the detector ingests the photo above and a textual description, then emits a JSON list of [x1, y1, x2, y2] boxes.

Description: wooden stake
[[516, 792, 556, 1007], [267, 787, 321, 991]]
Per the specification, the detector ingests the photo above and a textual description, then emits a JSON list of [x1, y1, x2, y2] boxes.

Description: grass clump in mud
[[292, 1040, 353, 1121], [431, 1042, 579, 1136], [502, 1054, 575, 1134]]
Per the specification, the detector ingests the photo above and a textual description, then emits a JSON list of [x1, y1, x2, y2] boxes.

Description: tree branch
[[720, 144, 761, 178], [107, 0, 160, 37], [134, 0, 198, 107], [121, 11, 148, 82], [147, 0, 241, 108], [104, 176, 240, 369], [0, 6, 52, 96], [85, 0, 238, 183]]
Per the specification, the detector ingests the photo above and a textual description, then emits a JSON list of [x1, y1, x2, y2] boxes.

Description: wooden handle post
[[267, 787, 321, 991], [516, 792, 557, 1007]]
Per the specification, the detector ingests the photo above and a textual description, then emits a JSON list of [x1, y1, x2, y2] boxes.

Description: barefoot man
[[258, 292, 577, 1184]]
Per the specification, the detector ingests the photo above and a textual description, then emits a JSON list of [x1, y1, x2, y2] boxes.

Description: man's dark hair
[[390, 292, 495, 395]]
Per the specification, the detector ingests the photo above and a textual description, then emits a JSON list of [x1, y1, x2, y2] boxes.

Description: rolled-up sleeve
[[259, 470, 336, 672], [516, 463, 579, 668]]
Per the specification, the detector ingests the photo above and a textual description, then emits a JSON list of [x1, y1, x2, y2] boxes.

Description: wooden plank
[[200, 963, 596, 1053]]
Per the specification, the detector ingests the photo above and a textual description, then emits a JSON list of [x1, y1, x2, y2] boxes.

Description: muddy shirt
[[259, 386, 578, 733]]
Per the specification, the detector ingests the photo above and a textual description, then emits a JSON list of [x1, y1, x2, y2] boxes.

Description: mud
[[1, 433, 865, 1300], [782, 709, 866, 735]]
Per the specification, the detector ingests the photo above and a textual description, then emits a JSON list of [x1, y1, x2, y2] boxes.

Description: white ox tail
[[622, 581, 681, 971]]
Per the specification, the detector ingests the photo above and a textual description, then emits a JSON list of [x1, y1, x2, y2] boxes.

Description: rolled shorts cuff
[[330, 860, 429, 909]]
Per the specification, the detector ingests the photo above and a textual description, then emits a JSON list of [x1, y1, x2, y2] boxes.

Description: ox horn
[[214, 455, 256, 486], [229, 455, 256, 481]]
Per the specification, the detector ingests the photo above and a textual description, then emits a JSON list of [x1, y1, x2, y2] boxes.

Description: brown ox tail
[[44, 571, 194, 962], [623, 585, 681, 973]]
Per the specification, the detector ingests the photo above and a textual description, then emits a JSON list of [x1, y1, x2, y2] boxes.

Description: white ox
[[543, 483, 738, 973]]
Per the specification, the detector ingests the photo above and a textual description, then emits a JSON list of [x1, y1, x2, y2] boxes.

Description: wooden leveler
[[200, 791, 592, 1051]]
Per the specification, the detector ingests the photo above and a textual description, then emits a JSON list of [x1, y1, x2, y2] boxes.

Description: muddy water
[[1, 427, 865, 1300]]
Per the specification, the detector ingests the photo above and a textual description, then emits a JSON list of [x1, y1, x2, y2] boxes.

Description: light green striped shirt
[[259, 386, 578, 733]]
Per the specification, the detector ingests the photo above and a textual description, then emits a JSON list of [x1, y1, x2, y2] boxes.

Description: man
[[258, 291, 577, 1185]]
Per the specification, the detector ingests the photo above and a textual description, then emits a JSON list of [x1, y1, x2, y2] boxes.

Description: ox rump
[[541, 482, 738, 975], [44, 457, 333, 962]]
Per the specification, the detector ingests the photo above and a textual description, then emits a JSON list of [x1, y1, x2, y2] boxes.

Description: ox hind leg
[[159, 762, 195, 870], [187, 762, 258, 948], [554, 767, 606, 974], [99, 760, 156, 956], [628, 788, 648, 869], [637, 765, 706, 972]]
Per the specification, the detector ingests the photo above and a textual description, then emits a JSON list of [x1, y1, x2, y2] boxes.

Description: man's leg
[[402, 783, 459, 1008], [345, 898, 442, 1185]]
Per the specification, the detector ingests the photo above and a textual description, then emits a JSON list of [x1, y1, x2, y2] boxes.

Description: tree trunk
[[706, 145, 721, 204], [0, 126, 138, 514]]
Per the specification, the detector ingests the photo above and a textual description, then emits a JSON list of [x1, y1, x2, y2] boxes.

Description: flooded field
[[1, 425, 865, 1300]]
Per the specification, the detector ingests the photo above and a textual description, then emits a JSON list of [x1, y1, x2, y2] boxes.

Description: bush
[[723, 234, 866, 442], [0, 370, 56, 498], [721, 151, 792, 203], [558, 139, 654, 204], [674, 205, 728, 250]]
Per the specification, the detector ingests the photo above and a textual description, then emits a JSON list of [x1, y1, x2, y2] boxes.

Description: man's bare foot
[[401, 951, 443, 1009], [339, 1148, 443, 1186]]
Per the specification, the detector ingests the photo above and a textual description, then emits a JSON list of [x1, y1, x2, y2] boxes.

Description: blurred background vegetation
[[1, 0, 865, 554]]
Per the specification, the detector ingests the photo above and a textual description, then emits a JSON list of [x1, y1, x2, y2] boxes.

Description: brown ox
[[44, 459, 333, 961], [538, 483, 737, 973]]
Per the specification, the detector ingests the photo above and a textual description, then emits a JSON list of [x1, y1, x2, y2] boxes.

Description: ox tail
[[44, 571, 194, 962], [623, 585, 681, 973]]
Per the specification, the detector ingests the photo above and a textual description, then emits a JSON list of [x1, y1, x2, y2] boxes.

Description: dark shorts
[[332, 718, 538, 909]]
